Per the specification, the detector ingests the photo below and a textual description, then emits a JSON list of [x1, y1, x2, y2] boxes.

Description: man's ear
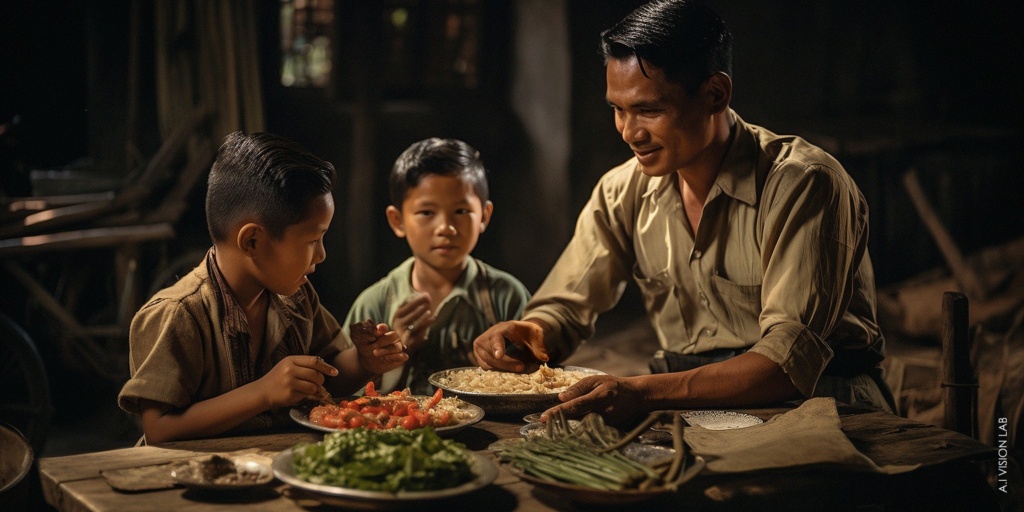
[[385, 206, 406, 238], [237, 223, 263, 256], [704, 72, 732, 115], [480, 201, 494, 232]]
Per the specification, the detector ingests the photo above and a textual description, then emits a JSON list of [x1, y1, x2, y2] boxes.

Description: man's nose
[[620, 115, 646, 144]]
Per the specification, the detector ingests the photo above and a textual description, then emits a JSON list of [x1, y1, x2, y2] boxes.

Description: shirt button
[[703, 328, 714, 336], [699, 292, 709, 305], [693, 249, 702, 259]]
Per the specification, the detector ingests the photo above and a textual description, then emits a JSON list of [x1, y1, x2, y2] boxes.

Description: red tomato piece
[[427, 388, 444, 410], [401, 415, 419, 430], [434, 409, 452, 427]]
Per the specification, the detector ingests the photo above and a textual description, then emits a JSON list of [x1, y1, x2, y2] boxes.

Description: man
[[473, 0, 893, 425]]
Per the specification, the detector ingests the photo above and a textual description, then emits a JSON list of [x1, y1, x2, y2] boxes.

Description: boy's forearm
[[141, 385, 270, 444]]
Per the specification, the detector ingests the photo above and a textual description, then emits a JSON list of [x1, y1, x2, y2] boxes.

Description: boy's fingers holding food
[[309, 355, 339, 376]]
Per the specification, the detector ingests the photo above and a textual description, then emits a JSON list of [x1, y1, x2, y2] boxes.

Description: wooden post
[[941, 291, 977, 438]]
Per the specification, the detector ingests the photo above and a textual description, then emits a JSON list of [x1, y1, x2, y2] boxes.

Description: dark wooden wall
[[3, 0, 1023, 316]]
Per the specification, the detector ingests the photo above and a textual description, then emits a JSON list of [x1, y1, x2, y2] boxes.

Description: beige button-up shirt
[[118, 249, 351, 432], [527, 111, 884, 398]]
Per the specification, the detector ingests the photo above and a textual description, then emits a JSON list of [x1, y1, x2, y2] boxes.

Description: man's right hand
[[472, 320, 549, 373]]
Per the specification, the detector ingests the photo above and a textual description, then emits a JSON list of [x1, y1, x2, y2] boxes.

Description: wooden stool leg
[[941, 291, 978, 438]]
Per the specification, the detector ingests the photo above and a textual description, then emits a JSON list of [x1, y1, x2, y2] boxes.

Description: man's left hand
[[540, 374, 647, 428]]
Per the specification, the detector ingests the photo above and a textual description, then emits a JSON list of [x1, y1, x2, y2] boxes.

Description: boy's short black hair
[[600, 0, 732, 95], [388, 138, 489, 207], [206, 131, 336, 243]]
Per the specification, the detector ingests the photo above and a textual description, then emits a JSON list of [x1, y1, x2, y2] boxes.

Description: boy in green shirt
[[344, 138, 530, 394]]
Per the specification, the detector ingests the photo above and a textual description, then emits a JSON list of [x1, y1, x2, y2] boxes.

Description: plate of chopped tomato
[[290, 382, 484, 436]]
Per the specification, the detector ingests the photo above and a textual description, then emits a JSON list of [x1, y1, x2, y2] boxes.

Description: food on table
[[176, 455, 271, 486], [307, 382, 474, 430], [290, 428, 473, 492], [433, 365, 591, 394], [496, 412, 687, 491]]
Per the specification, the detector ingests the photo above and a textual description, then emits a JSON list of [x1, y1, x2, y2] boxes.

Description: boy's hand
[[393, 293, 436, 354], [350, 319, 409, 375], [473, 320, 549, 373], [256, 355, 339, 409]]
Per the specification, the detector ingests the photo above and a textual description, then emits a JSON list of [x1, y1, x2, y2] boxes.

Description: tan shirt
[[118, 249, 350, 432], [527, 111, 884, 398]]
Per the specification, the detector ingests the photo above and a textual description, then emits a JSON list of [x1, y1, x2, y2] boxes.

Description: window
[[382, 0, 480, 92], [280, 0, 335, 88]]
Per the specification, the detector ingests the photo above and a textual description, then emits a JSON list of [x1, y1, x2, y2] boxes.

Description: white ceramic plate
[[681, 410, 764, 430], [170, 458, 274, 491], [289, 398, 484, 436], [272, 449, 497, 506]]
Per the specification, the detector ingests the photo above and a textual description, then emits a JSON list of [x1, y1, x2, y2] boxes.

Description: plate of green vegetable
[[272, 428, 497, 507], [496, 411, 705, 505]]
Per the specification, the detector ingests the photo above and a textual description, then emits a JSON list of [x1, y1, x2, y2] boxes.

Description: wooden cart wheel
[[0, 313, 52, 454], [145, 248, 207, 300]]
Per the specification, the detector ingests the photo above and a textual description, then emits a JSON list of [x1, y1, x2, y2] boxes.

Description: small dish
[[170, 456, 274, 491], [680, 410, 763, 430], [519, 420, 580, 438], [522, 412, 543, 424]]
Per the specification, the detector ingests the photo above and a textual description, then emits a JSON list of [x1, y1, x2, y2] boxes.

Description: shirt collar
[[641, 110, 761, 207], [396, 256, 481, 307], [712, 109, 761, 207]]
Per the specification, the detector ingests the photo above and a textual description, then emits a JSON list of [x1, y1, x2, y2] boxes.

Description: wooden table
[[38, 405, 1004, 511]]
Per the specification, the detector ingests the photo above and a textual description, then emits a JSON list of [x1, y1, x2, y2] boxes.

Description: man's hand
[[254, 355, 340, 409], [540, 375, 647, 428], [472, 320, 549, 373], [392, 293, 435, 355], [350, 319, 409, 375]]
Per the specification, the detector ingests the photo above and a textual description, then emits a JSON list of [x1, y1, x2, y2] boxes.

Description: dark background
[[1, 0, 1022, 461]]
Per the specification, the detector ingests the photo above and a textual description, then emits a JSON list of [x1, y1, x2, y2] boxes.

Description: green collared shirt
[[118, 248, 350, 431], [527, 110, 884, 398], [344, 257, 531, 394]]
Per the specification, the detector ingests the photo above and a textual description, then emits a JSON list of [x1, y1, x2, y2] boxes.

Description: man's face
[[606, 57, 715, 177]]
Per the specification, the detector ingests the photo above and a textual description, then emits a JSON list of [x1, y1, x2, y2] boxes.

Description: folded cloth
[[684, 397, 920, 474]]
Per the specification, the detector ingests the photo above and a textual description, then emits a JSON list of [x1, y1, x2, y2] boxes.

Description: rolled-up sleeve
[[525, 163, 638, 362], [750, 161, 868, 397]]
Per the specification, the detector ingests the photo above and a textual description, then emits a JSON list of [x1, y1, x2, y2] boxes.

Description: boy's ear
[[480, 201, 494, 232], [237, 223, 263, 256], [385, 206, 406, 237]]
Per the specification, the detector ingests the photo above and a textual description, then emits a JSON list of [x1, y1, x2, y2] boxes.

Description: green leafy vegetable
[[291, 427, 473, 492]]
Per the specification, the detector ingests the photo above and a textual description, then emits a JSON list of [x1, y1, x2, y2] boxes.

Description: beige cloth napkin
[[684, 398, 920, 474]]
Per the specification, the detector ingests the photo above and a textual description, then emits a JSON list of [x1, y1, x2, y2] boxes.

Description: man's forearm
[[636, 351, 801, 408]]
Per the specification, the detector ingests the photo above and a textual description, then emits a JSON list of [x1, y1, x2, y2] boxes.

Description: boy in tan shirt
[[119, 131, 407, 443]]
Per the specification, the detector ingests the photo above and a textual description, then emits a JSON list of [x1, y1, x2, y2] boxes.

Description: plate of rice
[[428, 365, 604, 416]]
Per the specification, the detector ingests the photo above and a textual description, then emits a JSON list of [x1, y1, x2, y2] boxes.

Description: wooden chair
[[0, 105, 216, 385], [941, 291, 978, 438]]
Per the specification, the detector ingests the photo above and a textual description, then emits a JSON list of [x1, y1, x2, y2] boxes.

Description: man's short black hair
[[600, 0, 732, 94], [388, 138, 489, 207], [205, 131, 336, 243]]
